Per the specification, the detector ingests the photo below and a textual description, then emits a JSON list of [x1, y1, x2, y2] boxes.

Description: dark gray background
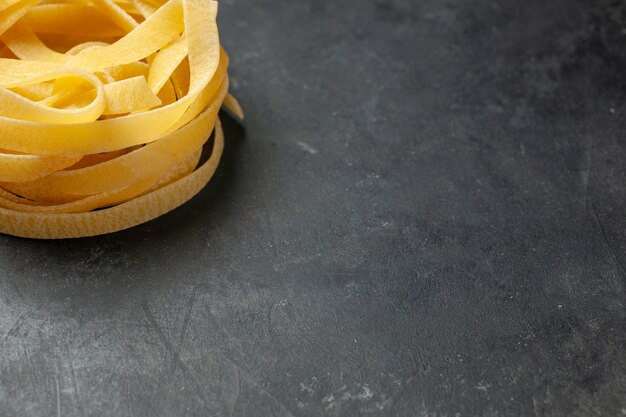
[[1, 0, 625, 416]]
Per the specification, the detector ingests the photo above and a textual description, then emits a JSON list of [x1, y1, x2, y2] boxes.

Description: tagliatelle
[[0, 0, 242, 239]]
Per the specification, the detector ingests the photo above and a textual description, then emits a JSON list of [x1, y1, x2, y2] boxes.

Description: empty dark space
[[0, 0, 625, 416]]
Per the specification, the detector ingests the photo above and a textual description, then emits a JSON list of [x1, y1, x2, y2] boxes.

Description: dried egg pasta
[[0, 0, 242, 238]]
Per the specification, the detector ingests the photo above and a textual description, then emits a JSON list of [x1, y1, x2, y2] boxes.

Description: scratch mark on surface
[[142, 299, 208, 408], [274, 253, 322, 268], [4, 316, 25, 339], [173, 358, 208, 407], [64, 341, 82, 416], [142, 299, 177, 383], [91, 320, 178, 330], [126, 379, 134, 417], [142, 300, 173, 358], [203, 306, 296, 416], [216, 349, 296, 417], [580, 135, 594, 203], [54, 374, 61, 417], [20, 342, 37, 395], [228, 370, 242, 417], [267, 299, 277, 339], [366, 221, 393, 232], [65, 342, 79, 396], [76, 324, 114, 349], [532, 397, 541, 417], [10, 281, 24, 301], [266, 214, 279, 259], [177, 286, 197, 350], [94, 326, 112, 341], [588, 201, 626, 284], [582, 135, 625, 287], [143, 397, 165, 417]]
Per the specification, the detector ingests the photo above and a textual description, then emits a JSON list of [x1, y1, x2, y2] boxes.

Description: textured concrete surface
[[1, 0, 625, 416]]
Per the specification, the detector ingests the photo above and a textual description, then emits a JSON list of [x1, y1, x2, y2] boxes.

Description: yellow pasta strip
[[170, 56, 189, 97], [0, 176, 157, 213], [0, 70, 105, 123], [105, 61, 149, 81], [1, 20, 67, 63], [223, 93, 243, 119], [65, 41, 110, 55], [0, 43, 16, 57], [0, 0, 23, 12], [10, 82, 54, 100], [129, 0, 155, 18], [91, 0, 138, 33], [144, 146, 201, 193], [25, 4, 125, 37], [0, 153, 81, 182], [0, 0, 37, 37], [0, 58, 61, 85], [147, 33, 186, 93], [157, 78, 177, 105], [66, 148, 129, 170], [102, 75, 161, 114]]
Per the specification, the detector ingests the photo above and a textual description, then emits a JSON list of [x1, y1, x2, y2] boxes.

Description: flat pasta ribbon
[[0, 0, 243, 239]]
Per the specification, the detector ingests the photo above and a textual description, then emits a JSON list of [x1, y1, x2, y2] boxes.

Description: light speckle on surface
[[296, 141, 319, 155]]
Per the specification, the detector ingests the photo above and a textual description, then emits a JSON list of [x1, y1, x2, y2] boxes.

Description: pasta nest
[[0, 0, 242, 238]]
